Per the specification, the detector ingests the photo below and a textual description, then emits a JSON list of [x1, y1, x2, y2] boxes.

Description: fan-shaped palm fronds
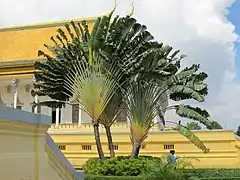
[[33, 11, 214, 160], [123, 39, 212, 158], [125, 81, 165, 158], [63, 57, 122, 159]]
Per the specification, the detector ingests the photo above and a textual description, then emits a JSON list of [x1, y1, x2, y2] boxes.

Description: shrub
[[193, 169, 240, 178], [83, 156, 162, 176], [144, 161, 192, 180], [85, 176, 145, 180], [199, 178, 240, 180]]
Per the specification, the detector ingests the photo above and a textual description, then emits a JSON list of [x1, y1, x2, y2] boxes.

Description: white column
[[78, 104, 82, 125], [154, 116, 158, 123], [56, 100, 60, 126], [127, 116, 130, 124], [32, 77, 38, 113], [34, 95, 38, 113], [12, 78, 19, 109]]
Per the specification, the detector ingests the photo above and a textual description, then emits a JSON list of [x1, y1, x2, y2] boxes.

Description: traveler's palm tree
[[125, 49, 211, 158], [63, 58, 121, 160], [34, 11, 212, 159], [34, 13, 118, 159]]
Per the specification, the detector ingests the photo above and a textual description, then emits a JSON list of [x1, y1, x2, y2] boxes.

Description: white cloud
[[0, 0, 239, 129]]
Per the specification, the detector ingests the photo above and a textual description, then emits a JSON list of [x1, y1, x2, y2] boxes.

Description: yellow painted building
[[0, 104, 83, 179], [1, 18, 240, 170], [49, 123, 240, 169]]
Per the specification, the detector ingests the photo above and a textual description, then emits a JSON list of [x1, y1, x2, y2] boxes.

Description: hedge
[[193, 169, 240, 178], [85, 176, 145, 180], [85, 176, 240, 180], [199, 178, 240, 180], [83, 156, 162, 176]]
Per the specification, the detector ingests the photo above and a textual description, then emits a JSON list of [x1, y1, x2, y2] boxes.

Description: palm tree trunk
[[104, 125, 115, 157], [93, 123, 105, 160], [130, 143, 141, 159]]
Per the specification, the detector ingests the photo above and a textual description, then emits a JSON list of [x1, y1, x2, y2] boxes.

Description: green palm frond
[[64, 59, 121, 123], [169, 85, 205, 102], [34, 20, 91, 101], [174, 105, 211, 128], [174, 124, 209, 153], [100, 91, 123, 127], [126, 81, 163, 143], [169, 71, 208, 102]]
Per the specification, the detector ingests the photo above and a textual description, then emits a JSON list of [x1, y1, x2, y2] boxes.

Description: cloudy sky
[[0, 0, 239, 129]]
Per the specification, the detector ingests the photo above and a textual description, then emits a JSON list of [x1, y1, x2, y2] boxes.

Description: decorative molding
[[6, 85, 11, 93], [25, 84, 31, 92], [0, 59, 40, 68], [11, 78, 19, 88], [0, 120, 49, 136]]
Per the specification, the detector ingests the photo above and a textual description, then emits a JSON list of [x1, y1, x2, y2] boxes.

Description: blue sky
[[228, 0, 240, 81]]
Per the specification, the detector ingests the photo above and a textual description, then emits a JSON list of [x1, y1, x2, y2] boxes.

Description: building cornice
[[0, 17, 97, 32], [0, 59, 44, 68]]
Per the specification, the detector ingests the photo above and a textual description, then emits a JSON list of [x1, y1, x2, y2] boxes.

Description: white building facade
[[0, 77, 128, 125]]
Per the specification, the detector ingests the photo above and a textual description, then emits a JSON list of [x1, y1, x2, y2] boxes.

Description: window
[[115, 109, 127, 122], [32, 104, 41, 114], [141, 144, 146, 149], [52, 108, 61, 124], [164, 144, 174, 150], [52, 109, 56, 124], [82, 145, 92, 150], [16, 106, 22, 110], [58, 145, 66, 150], [72, 104, 79, 123], [113, 145, 119, 150]]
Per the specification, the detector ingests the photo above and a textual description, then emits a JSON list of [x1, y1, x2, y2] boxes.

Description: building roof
[[0, 17, 96, 63]]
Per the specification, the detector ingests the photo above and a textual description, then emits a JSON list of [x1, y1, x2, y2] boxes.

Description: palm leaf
[[175, 105, 211, 128], [126, 81, 163, 143], [174, 124, 209, 153], [64, 58, 121, 123], [169, 85, 205, 102], [100, 90, 123, 127]]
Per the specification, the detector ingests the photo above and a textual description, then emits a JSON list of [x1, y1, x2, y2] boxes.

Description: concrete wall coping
[[46, 134, 83, 179], [0, 104, 51, 125], [48, 129, 234, 135], [235, 135, 240, 140]]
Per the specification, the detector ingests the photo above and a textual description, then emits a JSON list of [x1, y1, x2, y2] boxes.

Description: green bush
[[85, 176, 145, 180], [144, 161, 192, 180], [85, 176, 240, 180], [193, 169, 240, 178], [83, 156, 162, 176], [199, 178, 240, 180]]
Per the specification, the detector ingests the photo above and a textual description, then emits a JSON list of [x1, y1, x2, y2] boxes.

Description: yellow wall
[[48, 123, 240, 169], [0, 105, 81, 180]]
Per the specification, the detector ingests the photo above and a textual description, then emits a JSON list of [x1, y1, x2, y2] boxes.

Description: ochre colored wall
[[48, 123, 240, 169], [0, 18, 95, 62], [0, 119, 78, 179]]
